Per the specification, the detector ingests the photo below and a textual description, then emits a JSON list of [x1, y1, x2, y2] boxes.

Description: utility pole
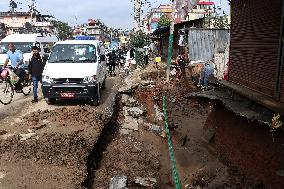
[[166, 0, 176, 82], [134, 0, 142, 32], [30, 0, 36, 25]]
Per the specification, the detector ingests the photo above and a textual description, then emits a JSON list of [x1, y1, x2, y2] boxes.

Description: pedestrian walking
[[130, 48, 135, 59], [175, 51, 185, 81], [108, 50, 117, 77], [199, 62, 214, 89], [28, 46, 44, 103], [143, 45, 150, 66]]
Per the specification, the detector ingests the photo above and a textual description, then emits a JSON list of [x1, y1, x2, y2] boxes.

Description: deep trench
[[82, 96, 120, 189], [81, 89, 284, 189]]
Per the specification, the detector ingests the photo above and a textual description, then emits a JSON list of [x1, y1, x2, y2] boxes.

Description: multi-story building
[[0, 1, 55, 35], [143, 1, 215, 33], [186, 1, 215, 21], [143, 4, 183, 33], [73, 19, 110, 42]]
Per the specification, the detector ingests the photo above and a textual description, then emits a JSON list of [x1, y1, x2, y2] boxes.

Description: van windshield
[[49, 44, 97, 63], [0, 42, 33, 54]]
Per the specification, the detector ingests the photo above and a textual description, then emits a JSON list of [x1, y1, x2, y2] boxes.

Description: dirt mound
[[20, 106, 105, 129], [0, 106, 106, 167]]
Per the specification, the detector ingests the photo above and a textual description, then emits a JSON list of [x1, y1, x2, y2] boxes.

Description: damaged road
[[0, 77, 121, 189], [1, 63, 284, 189]]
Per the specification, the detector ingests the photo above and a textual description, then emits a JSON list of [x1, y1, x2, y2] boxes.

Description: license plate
[[60, 93, 75, 98]]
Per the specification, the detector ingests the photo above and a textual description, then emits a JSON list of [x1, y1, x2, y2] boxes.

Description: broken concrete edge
[[185, 92, 272, 126], [118, 65, 162, 94], [102, 91, 119, 122]]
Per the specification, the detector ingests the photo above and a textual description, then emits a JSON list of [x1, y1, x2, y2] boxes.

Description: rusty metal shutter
[[229, 0, 283, 98], [281, 60, 284, 101]]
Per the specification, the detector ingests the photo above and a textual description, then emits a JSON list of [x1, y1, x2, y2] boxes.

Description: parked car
[[41, 40, 107, 105], [0, 33, 59, 67]]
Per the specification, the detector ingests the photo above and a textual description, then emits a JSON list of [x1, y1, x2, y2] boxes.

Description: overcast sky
[[0, 0, 229, 29]]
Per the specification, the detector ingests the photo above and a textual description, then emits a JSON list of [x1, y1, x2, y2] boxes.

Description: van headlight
[[83, 75, 96, 83], [42, 75, 53, 83]]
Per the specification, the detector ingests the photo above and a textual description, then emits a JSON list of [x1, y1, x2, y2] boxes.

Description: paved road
[[0, 76, 118, 120]]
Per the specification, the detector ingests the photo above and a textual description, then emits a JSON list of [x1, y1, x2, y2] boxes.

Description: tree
[[129, 30, 150, 67], [51, 20, 72, 40], [129, 30, 150, 48], [157, 14, 171, 28], [204, 13, 230, 29]]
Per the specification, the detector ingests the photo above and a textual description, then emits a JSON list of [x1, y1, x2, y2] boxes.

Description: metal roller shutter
[[229, 0, 283, 98]]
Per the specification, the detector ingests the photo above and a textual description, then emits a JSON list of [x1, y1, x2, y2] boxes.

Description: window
[[0, 42, 33, 54], [42, 42, 54, 53], [49, 44, 97, 63]]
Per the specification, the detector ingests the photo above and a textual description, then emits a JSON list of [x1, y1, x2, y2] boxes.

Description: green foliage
[[158, 14, 171, 28], [129, 30, 150, 48], [51, 20, 72, 40], [204, 13, 230, 29]]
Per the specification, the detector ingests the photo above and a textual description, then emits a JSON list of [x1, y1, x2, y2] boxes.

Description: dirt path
[[1, 64, 283, 189], [0, 76, 121, 189]]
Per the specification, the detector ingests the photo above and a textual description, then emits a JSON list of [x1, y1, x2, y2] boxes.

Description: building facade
[[143, 1, 215, 33], [186, 1, 215, 21], [0, 11, 55, 35], [143, 4, 183, 33], [73, 19, 110, 42]]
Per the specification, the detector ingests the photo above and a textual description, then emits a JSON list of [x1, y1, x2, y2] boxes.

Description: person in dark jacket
[[108, 50, 117, 76], [28, 46, 44, 103]]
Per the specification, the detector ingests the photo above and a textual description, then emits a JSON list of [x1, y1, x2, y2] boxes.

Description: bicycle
[[0, 67, 32, 105]]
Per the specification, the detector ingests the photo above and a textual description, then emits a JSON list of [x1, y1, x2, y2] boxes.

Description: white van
[[0, 33, 59, 67], [42, 40, 107, 105]]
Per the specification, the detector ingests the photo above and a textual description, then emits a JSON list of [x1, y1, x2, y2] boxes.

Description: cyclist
[[3, 43, 24, 92]]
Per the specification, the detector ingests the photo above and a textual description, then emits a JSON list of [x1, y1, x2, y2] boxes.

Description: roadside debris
[[109, 175, 128, 189], [19, 133, 36, 141], [134, 177, 157, 187]]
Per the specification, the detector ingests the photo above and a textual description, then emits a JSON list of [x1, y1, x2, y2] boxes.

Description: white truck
[[0, 33, 59, 66], [41, 40, 107, 105]]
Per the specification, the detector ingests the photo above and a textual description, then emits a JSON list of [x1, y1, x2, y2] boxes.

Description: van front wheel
[[91, 83, 101, 106], [45, 98, 56, 105], [101, 77, 106, 90]]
